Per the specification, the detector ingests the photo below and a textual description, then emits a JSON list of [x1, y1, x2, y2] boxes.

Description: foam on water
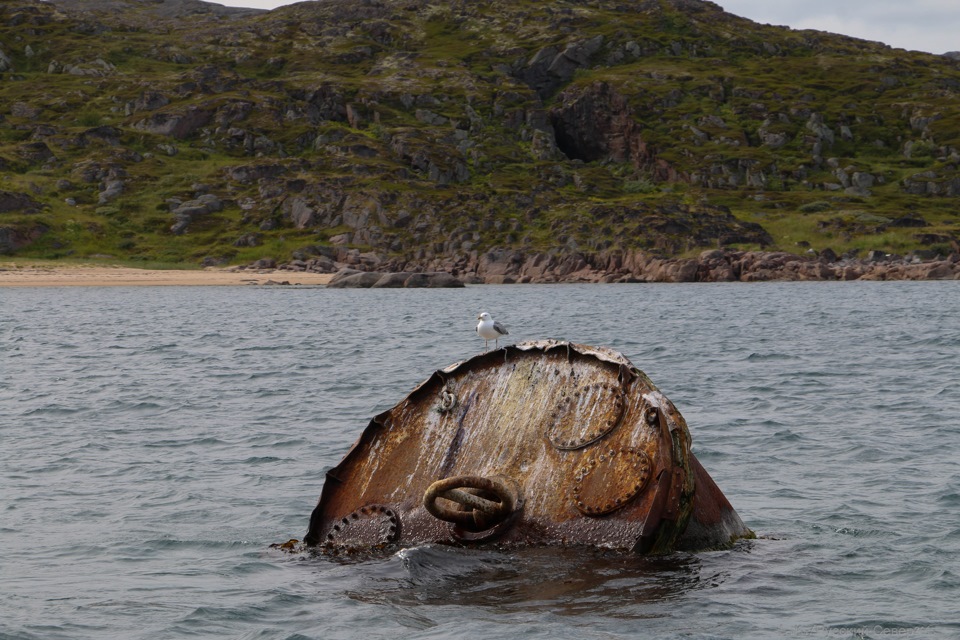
[[2, 282, 959, 639]]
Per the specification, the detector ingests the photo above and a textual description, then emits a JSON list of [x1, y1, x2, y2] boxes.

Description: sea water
[[2, 282, 958, 639]]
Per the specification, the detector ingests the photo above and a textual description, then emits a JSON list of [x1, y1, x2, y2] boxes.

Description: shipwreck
[[305, 341, 752, 554]]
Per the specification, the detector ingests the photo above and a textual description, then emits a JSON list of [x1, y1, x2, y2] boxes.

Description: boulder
[[251, 257, 277, 270], [225, 163, 288, 184], [83, 126, 122, 146], [427, 272, 465, 288], [170, 194, 223, 234], [819, 247, 839, 263], [405, 272, 464, 288], [326, 271, 383, 288], [307, 256, 337, 273], [286, 197, 317, 229], [134, 106, 213, 139], [327, 268, 363, 285], [881, 216, 929, 229], [696, 249, 737, 282], [134, 90, 170, 112], [232, 233, 262, 247], [326, 269, 464, 289], [919, 262, 956, 280], [405, 273, 434, 287], [98, 179, 124, 204], [11, 102, 41, 119], [17, 141, 55, 164], [371, 272, 413, 288]]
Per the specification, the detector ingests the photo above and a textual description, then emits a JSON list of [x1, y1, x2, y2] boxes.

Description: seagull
[[477, 311, 509, 351]]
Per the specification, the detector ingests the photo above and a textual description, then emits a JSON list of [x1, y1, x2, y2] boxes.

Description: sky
[[211, 0, 957, 55]]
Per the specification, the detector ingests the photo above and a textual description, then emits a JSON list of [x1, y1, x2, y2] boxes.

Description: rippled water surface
[[2, 283, 959, 639]]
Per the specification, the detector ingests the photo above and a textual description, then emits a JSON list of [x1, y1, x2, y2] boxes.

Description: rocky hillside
[[1, 0, 959, 276]]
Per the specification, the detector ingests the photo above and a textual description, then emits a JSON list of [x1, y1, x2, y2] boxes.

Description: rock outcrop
[[0, 190, 44, 214], [240, 247, 960, 285], [169, 194, 223, 234], [459, 248, 959, 283], [326, 268, 465, 288]]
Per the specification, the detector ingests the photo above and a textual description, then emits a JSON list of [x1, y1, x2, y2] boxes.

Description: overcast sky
[[212, 0, 956, 55]]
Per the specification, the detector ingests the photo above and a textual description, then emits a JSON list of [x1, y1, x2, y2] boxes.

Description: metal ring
[[423, 475, 520, 533]]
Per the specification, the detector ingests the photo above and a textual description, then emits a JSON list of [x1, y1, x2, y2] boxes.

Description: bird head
[[478, 312, 490, 321]]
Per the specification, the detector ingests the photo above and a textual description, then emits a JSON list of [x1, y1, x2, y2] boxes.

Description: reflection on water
[[342, 543, 732, 616]]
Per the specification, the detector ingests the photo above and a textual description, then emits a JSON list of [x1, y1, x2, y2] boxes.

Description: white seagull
[[476, 312, 509, 351]]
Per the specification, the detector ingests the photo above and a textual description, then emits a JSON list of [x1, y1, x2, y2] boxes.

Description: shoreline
[[4, 246, 960, 287], [0, 264, 333, 287], [387, 248, 960, 283]]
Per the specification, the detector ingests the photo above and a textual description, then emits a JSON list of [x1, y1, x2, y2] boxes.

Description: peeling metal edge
[[415, 341, 639, 394]]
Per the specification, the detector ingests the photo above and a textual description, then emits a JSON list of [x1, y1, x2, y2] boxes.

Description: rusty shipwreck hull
[[305, 341, 752, 553]]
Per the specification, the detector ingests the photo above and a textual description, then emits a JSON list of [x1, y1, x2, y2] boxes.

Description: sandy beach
[[0, 263, 333, 287]]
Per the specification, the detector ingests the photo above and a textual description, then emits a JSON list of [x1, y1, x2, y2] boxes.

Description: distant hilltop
[[1, 0, 958, 279], [38, 0, 266, 20]]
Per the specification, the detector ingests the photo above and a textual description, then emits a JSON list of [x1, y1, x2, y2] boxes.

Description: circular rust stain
[[571, 448, 652, 516], [546, 382, 625, 450], [322, 504, 400, 549]]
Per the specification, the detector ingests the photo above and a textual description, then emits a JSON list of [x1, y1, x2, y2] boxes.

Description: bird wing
[[493, 320, 509, 335]]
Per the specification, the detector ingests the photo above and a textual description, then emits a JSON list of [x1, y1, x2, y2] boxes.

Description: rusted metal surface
[[305, 340, 752, 553]]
